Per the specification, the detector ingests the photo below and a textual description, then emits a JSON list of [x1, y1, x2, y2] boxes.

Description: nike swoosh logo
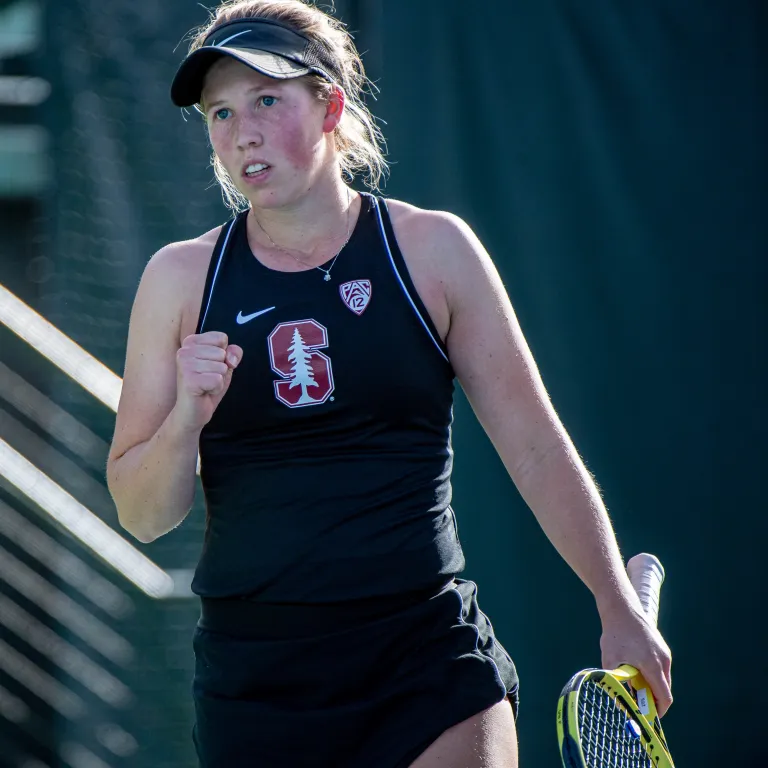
[[236, 306, 276, 325]]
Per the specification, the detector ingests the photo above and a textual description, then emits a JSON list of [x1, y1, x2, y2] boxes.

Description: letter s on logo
[[268, 319, 335, 408]]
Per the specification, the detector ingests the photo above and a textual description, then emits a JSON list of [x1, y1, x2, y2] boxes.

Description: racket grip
[[627, 553, 665, 628]]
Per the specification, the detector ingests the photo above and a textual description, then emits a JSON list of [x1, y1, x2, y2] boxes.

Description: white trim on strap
[[199, 219, 236, 333], [374, 200, 450, 364]]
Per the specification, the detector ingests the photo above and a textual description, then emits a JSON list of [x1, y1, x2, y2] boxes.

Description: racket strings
[[578, 680, 654, 768]]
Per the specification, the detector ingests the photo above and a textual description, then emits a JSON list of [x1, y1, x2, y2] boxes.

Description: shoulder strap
[[195, 213, 243, 334], [374, 198, 451, 365]]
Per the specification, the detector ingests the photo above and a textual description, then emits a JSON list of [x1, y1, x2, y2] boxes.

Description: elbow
[[117, 512, 161, 544], [509, 439, 563, 485], [128, 526, 160, 545], [107, 460, 159, 543]]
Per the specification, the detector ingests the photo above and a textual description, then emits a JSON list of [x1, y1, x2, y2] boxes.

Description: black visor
[[171, 18, 340, 108]]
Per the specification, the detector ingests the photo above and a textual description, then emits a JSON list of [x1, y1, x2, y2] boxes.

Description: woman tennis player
[[106, 1, 672, 765]]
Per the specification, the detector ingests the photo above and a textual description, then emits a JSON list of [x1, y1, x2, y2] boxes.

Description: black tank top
[[192, 192, 464, 601]]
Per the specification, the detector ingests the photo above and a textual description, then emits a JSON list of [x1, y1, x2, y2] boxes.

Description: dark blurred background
[[0, 0, 765, 765]]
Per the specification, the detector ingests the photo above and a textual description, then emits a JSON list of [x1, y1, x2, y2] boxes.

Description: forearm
[[511, 439, 642, 619], [107, 407, 201, 543]]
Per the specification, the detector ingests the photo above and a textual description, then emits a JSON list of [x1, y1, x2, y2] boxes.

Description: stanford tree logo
[[268, 320, 335, 408]]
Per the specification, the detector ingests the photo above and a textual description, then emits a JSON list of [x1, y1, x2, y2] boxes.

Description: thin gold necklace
[[252, 188, 353, 282]]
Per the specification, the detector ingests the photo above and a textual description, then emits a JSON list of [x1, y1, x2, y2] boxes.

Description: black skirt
[[192, 579, 519, 768]]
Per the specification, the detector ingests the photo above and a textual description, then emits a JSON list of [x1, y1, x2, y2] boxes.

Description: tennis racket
[[556, 553, 674, 768]]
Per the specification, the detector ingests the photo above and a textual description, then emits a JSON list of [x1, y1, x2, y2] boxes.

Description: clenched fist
[[175, 332, 243, 431]]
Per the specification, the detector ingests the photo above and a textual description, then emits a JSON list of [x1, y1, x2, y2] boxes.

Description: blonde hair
[[187, 0, 388, 210]]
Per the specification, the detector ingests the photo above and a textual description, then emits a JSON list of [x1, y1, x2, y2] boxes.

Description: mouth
[[243, 162, 271, 178]]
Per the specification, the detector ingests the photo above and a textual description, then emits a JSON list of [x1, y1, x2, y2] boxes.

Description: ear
[[322, 85, 345, 134]]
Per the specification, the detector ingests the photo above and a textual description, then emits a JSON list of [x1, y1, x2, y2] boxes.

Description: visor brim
[[171, 47, 312, 108]]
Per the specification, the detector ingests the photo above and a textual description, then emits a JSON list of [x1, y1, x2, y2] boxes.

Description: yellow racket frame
[[557, 664, 674, 768]]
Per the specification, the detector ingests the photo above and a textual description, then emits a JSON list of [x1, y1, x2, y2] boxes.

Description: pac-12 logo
[[339, 280, 372, 316], [268, 320, 335, 408]]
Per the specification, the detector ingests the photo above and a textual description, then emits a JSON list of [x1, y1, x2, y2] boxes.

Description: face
[[201, 57, 344, 208]]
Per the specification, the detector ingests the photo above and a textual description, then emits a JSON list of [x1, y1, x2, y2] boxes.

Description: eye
[[213, 107, 231, 121], [259, 96, 278, 108]]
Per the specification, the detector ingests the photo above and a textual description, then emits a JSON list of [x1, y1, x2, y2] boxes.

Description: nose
[[236, 115, 263, 151]]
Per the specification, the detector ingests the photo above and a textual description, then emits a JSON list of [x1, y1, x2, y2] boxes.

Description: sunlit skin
[[201, 57, 354, 263]]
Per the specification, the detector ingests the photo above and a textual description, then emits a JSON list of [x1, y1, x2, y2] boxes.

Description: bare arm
[[106, 245, 202, 542], [429, 212, 672, 713], [108, 414, 201, 544], [107, 236, 242, 543]]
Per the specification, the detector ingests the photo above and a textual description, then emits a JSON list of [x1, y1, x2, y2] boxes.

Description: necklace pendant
[[324, 273, 332, 282]]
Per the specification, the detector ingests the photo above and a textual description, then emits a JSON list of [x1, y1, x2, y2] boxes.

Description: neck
[[247, 172, 355, 258]]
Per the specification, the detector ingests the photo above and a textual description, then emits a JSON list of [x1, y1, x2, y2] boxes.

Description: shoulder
[[370, 198, 487, 341], [383, 198, 473, 246], [145, 224, 224, 281], [138, 223, 228, 344], [384, 198, 486, 272], [382, 198, 493, 311]]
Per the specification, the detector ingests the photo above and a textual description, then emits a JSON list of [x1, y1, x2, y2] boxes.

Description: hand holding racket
[[556, 554, 675, 768]]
